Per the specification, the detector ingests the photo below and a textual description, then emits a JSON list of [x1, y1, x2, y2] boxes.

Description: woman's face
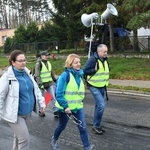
[[12, 54, 26, 70], [71, 57, 81, 70]]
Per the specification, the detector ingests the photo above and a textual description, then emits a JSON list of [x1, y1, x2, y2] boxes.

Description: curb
[[108, 88, 150, 98], [85, 88, 150, 98]]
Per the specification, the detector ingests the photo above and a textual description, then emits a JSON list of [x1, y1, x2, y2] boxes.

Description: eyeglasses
[[67, 114, 85, 129], [16, 59, 26, 63]]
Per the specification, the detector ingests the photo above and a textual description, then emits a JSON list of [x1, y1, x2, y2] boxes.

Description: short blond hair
[[65, 54, 80, 68]]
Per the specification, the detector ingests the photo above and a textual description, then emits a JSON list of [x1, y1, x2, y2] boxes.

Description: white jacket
[[0, 66, 46, 123]]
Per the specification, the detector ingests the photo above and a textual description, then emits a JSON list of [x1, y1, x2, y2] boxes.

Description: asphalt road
[[0, 92, 150, 150]]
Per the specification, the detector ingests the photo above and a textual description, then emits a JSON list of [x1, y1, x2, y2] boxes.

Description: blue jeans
[[89, 86, 106, 128], [53, 109, 91, 148]]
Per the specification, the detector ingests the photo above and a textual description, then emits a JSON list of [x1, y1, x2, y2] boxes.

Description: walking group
[[0, 44, 110, 150]]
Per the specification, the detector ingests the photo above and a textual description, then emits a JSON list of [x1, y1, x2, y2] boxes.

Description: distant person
[[34, 51, 58, 118], [0, 50, 46, 150], [83, 44, 110, 135], [51, 54, 94, 150]]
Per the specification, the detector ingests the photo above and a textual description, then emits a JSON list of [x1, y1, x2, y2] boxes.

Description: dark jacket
[[83, 52, 108, 76]]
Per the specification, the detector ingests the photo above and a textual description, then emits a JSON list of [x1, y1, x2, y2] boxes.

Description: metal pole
[[148, 36, 150, 52], [88, 19, 94, 58]]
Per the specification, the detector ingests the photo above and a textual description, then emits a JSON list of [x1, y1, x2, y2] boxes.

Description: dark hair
[[8, 50, 25, 65]]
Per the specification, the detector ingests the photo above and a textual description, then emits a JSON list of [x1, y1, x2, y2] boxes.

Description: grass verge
[[0, 54, 150, 93]]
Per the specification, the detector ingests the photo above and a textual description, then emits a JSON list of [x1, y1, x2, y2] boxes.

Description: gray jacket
[[0, 66, 46, 123]]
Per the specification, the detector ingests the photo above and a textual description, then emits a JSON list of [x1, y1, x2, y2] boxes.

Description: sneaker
[[54, 111, 59, 118], [100, 127, 105, 133], [84, 144, 95, 150], [51, 137, 60, 150], [39, 111, 45, 117], [92, 126, 104, 135]]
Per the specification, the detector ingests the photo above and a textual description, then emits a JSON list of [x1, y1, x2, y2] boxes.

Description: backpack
[[32, 61, 42, 81]]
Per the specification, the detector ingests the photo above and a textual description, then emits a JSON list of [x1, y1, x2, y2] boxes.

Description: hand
[[40, 106, 46, 113], [39, 84, 44, 90], [65, 107, 71, 114]]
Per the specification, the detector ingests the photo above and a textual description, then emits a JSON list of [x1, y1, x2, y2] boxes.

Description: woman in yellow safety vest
[[51, 54, 94, 150]]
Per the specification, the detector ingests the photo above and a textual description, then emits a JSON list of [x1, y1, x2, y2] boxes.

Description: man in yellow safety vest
[[83, 44, 110, 135]]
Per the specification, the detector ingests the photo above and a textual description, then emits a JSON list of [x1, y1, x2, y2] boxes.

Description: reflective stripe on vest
[[40, 61, 52, 83], [55, 73, 85, 110], [87, 60, 109, 87]]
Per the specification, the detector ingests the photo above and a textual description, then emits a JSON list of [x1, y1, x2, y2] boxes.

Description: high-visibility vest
[[55, 73, 85, 110], [87, 60, 109, 87], [40, 61, 52, 83]]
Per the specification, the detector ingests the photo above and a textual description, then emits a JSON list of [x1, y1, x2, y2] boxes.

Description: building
[[128, 27, 150, 50], [0, 24, 44, 47], [0, 28, 16, 47]]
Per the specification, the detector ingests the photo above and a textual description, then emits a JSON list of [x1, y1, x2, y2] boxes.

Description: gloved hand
[[39, 84, 44, 90]]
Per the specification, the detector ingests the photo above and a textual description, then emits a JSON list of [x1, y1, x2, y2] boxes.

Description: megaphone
[[101, 3, 118, 23], [81, 12, 98, 27]]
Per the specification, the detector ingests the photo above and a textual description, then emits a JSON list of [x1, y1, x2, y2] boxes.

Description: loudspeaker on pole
[[101, 3, 118, 23], [81, 12, 98, 27]]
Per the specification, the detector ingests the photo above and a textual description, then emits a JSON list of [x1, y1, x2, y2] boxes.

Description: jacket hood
[[93, 51, 108, 62], [93, 52, 99, 59]]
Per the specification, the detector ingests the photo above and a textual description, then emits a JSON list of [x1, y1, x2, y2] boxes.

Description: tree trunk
[[109, 21, 115, 52], [133, 29, 140, 52]]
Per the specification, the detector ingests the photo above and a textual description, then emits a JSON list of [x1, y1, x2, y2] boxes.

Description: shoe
[[51, 137, 60, 150], [84, 144, 95, 150], [39, 111, 45, 117], [100, 127, 105, 133], [54, 111, 59, 118], [92, 126, 104, 135]]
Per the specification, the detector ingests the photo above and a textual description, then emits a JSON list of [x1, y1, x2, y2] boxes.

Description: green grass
[[0, 57, 9, 68], [108, 84, 150, 93], [0, 54, 150, 92], [1, 55, 150, 80], [108, 57, 150, 80]]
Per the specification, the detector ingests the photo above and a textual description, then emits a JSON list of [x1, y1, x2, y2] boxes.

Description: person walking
[[0, 50, 46, 150], [34, 51, 58, 118], [83, 44, 110, 135], [51, 54, 94, 150]]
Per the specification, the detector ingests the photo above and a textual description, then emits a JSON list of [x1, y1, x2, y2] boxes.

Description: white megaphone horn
[[81, 12, 98, 27], [101, 3, 118, 24]]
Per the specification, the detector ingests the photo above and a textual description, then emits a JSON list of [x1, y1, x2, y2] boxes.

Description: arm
[[51, 71, 57, 83], [56, 72, 69, 110], [83, 57, 97, 75], [30, 72, 46, 113], [0, 74, 9, 118], [34, 62, 43, 86], [36, 86, 46, 112]]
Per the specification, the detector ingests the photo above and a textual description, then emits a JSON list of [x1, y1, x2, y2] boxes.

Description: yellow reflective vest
[[55, 73, 85, 110], [87, 59, 109, 87], [40, 61, 52, 83]]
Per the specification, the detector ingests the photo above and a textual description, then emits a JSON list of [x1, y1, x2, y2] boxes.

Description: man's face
[[41, 55, 49, 60], [97, 46, 108, 58]]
